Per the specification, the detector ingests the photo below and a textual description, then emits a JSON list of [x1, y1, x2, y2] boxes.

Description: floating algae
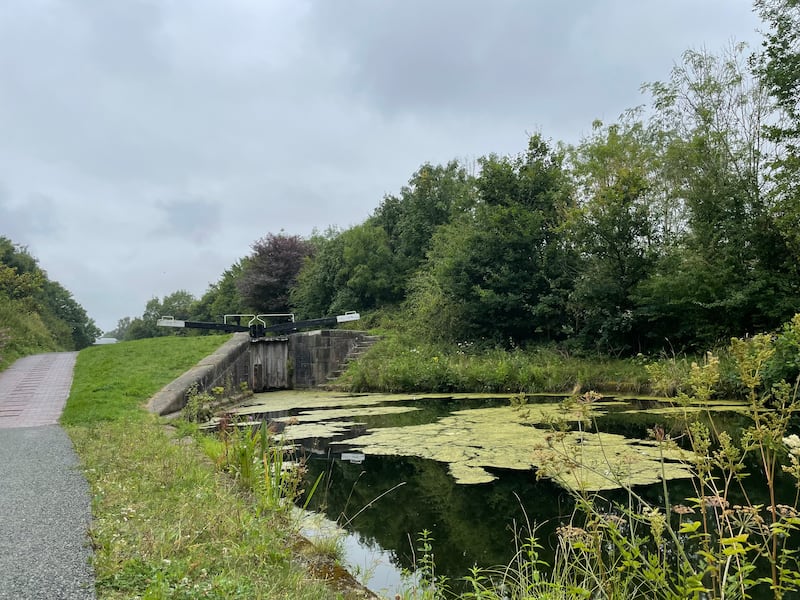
[[332, 405, 693, 491], [210, 392, 739, 492]]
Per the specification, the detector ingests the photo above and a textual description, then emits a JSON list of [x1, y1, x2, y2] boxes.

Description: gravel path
[[0, 352, 95, 599]]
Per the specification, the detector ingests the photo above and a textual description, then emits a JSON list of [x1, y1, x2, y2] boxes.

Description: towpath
[[0, 352, 95, 599]]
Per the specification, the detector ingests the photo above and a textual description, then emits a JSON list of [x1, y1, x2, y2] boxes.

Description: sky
[[0, 0, 763, 334]]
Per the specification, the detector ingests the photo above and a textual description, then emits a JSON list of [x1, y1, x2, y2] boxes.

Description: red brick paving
[[0, 352, 78, 428]]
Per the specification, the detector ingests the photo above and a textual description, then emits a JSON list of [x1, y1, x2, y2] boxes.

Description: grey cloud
[[153, 198, 222, 245], [305, 0, 759, 123], [0, 187, 60, 242]]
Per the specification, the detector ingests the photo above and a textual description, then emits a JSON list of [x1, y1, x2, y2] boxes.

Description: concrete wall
[[290, 329, 367, 388], [147, 332, 251, 416]]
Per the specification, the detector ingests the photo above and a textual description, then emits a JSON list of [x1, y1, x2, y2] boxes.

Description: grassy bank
[[64, 336, 353, 599], [341, 334, 662, 395]]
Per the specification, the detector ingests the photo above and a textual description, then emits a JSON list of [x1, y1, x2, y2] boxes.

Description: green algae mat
[[209, 390, 748, 493]]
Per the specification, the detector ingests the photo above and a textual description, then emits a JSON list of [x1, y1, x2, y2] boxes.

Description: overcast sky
[[0, 0, 762, 333]]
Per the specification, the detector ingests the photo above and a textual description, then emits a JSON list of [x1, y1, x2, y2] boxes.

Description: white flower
[[783, 434, 800, 455]]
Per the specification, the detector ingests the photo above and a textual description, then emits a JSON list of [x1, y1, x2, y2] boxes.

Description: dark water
[[271, 395, 800, 597]]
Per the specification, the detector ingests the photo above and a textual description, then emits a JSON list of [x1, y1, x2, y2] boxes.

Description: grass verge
[[63, 335, 355, 599]]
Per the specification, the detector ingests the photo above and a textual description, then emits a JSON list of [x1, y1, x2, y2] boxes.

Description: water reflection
[[302, 453, 574, 592]]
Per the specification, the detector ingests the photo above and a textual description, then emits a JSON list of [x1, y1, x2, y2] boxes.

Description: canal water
[[215, 391, 795, 598]]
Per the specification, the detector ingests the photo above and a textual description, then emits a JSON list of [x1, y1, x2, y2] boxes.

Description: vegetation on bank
[[64, 336, 362, 600], [0, 236, 100, 371], [338, 309, 800, 400]]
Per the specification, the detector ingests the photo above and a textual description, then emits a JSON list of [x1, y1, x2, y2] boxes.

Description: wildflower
[[783, 434, 800, 456], [650, 424, 666, 442], [556, 525, 589, 544], [671, 504, 695, 515], [578, 391, 602, 404], [704, 495, 730, 509], [643, 506, 666, 541], [768, 504, 799, 518]]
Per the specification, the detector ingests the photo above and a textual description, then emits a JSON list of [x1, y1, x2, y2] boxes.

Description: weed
[[182, 384, 215, 422]]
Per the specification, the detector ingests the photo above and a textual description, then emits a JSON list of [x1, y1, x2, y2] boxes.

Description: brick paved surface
[[0, 352, 77, 428]]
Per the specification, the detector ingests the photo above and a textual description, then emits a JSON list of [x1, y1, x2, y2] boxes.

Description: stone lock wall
[[289, 330, 367, 388], [147, 329, 368, 415]]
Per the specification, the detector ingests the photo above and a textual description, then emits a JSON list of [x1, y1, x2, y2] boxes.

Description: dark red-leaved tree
[[237, 233, 314, 313]]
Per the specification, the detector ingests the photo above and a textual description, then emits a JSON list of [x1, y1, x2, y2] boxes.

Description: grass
[[61, 335, 229, 425], [341, 334, 655, 395], [63, 335, 359, 599]]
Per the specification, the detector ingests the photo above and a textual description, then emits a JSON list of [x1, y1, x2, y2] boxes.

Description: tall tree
[[192, 260, 247, 322], [409, 135, 574, 345], [125, 290, 196, 340], [638, 44, 797, 347], [754, 0, 800, 266], [290, 228, 347, 318], [566, 116, 658, 352], [372, 161, 475, 282], [237, 233, 313, 313]]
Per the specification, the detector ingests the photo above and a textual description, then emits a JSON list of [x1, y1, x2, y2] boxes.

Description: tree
[[105, 317, 131, 340], [290, 228, 346, 318], [635, 44, 798, 348], [192, 261, 247, 322], [754, 0, 800, 269], [372, 161, 476, 282], [566, 116, 658, 353], [409, 135, 575, 346], [338, 223, 400, 310], [237, 233, 313, 313], [125, 290, 196, 340], [39, 279, 101, 348]]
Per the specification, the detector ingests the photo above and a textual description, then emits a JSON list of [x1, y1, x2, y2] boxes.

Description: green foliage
[[339, 223, 401, 309], [67, 418, 336, 600], [460, 315, 800, 600], [372, 161, 476, 281], [755, 0, 800, 200], [0, 236, 99, 369], [191, 261, 248, 323], [636, 44, 797, 349], [290, 228, 347, 318], [182, 384, 216, 422], [124, 290, 198, 341], [205, 421, 322, 518], [0, 293, 60, 370], [407, 135, 574, 347], [566, 115, 657, 353]]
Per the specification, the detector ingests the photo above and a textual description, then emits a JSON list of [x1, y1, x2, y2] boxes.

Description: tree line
[[0, 236, 101, 368], [113, 1, 800, 355]]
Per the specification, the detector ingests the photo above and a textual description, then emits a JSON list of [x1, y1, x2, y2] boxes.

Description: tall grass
[[454, 319, 800, 599], [342, 334, 653, 395]]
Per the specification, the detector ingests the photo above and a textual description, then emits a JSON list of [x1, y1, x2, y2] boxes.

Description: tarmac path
[[0, 352, 95, 599]]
